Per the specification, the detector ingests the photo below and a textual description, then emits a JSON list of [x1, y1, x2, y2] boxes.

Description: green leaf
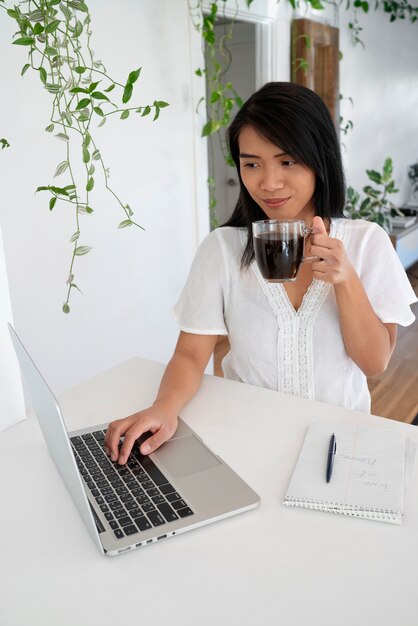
[[63, 110, 72, 127], [98, 117, 106, 127], [44, 47, 58, 57], [128, 68, 141, 84], [93, 106, 104, 117], [39, 67, 47, 84], [45, 83, 61, 94], [360, 197, 371, 211], [13, 37, 35, 46], [85, 206, 94, 214], [45, 123, 54, 132], [33, 23, 44, 36], [76, 98, 91, 110], [88, 81, 100, 93], [91, 91, 109, 101], [55, 133, 69, 141], [45, 19, 61, 34], [7, 9, 19, 18], [74, 20, 83, 37], [88, 164, 95, 175], [70, 283, 83, 295], [75, 66, 87, 74], [201, 119, 220, 137], [118, 219, 133, 228], [120, 110, 130, 120], [92, 149, 101, 160], [82, 145, 90, 163], [86, 177, 94, 192], [27, 8, 45, 20], [36, 185, 69, 196], [70, 230, 80, 243], [62, 303, 70, 314], [122, 82, 133, 104], [68, 0, 89, 12], [74, 245, 92, 256], [154, 101, 169, 109], [60, 3, 73, 21], [309, 0, 324, 8], [141, 105, 151, 117], [49, 196, 57, 210], [21, 63, 31, 77], [366, 170, 382, 184], [54, 161, 69, 177], [104, 83, 115, 93], [363, 185, 380, 198], [70, 87, 89, 94], [383, 157, 393, 178]]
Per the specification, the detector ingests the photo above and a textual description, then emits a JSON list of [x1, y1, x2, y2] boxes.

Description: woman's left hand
[[309, 216, 355, 285]]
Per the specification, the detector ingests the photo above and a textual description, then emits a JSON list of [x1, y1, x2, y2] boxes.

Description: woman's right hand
[[104, 404, 178, 465]]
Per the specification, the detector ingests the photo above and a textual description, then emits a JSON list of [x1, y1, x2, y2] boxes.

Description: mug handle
[[301, 226, 319, 263]]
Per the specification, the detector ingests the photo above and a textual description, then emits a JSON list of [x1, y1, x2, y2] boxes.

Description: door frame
[[188, 2, 279, 247]]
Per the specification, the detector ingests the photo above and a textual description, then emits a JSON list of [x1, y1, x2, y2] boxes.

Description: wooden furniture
[[291, 18, 340, 130], [2, 358, 418, 625]]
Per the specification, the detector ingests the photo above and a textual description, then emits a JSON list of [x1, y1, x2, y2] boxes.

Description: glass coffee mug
[[252, 219, 316, 283]]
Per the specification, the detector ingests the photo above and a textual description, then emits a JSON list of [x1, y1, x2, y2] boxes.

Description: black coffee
[[254, 232, 304, 281]]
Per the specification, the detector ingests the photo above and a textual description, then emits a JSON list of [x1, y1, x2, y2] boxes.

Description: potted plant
[[344, 157, 401, 232]]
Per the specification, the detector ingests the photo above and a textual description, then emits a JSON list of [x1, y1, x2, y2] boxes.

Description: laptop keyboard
[[70, 430, 193, 540]]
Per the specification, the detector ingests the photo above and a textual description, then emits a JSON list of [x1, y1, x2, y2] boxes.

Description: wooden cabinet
[[291, 18, 340, 131]]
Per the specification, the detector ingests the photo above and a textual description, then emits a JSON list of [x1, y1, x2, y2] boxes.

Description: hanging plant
[[0, 0, 168, 313], [189, 0, 246, 226]]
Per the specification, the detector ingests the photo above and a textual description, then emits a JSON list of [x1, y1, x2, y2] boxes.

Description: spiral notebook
[[283, 423, 406, 524]]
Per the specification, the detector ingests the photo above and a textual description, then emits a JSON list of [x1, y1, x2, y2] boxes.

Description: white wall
[[0, 0, 209, 396], [339, 11, 418, 202], [0, 223, 25, 431], [0, 0, 417, 402]]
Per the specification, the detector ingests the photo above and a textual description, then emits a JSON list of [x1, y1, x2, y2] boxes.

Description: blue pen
[[326, 433, 337, 483]]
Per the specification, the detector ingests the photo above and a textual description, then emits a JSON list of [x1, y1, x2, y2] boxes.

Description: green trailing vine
[[339, 93, 354, 138], [189, 0, 245, 227], [0, 0, 168, 313]]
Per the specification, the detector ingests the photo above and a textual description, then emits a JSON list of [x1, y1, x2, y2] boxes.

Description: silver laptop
[[9, 324, 260, 556]]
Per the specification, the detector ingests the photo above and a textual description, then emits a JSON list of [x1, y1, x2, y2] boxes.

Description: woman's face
[[238, 125, 316, 223]]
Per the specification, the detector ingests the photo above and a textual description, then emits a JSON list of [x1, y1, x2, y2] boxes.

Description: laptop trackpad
[[155, 435, 221, 478]]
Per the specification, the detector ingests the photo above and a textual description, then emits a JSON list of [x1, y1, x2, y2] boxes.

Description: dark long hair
[[223, 82, 346, 267]]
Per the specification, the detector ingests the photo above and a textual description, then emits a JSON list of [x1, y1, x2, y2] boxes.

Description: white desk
[[2, 358, 418, 626]]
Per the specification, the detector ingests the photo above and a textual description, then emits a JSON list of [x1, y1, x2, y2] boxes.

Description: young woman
[[105, 82, 416, 464]]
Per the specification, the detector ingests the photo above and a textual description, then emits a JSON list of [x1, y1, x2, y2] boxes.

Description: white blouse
[[173, 218, 417, 412]]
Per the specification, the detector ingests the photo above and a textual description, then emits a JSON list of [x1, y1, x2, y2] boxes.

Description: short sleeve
[[173, 230, 228, 335], [356, 223, 417, 326]]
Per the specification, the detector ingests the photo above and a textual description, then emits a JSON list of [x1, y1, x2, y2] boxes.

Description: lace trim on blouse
[[249, 220, 343, 399]]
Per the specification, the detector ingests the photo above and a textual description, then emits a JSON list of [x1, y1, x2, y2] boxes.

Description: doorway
[[204, 19, 256, 227]]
